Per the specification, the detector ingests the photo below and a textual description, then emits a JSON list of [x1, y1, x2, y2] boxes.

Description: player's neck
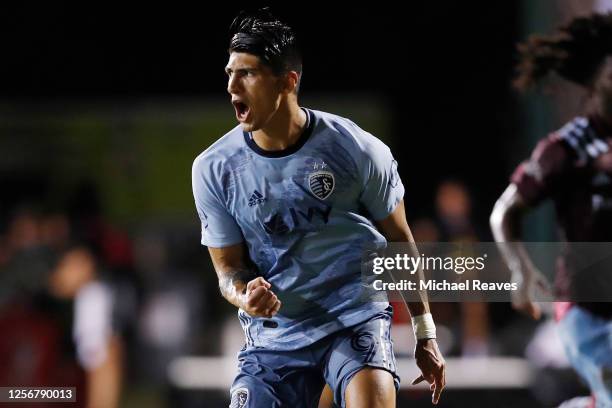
[[252, 102, 307, 151]]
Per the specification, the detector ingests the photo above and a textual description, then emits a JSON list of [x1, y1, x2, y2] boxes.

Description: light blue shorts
[[229, 306, 400, 408]]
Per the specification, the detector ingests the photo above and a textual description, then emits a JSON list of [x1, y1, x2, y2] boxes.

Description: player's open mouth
[[232, 100, 251, 122]]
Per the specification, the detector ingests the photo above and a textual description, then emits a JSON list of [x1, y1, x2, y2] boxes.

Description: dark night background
[[2, 2, 599, 407], [1, 2, 520, 227]]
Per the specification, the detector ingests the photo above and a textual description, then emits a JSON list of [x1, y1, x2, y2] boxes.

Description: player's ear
[[281, 71, 299, 94]]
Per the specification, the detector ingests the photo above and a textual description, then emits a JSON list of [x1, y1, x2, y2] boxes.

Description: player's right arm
[[207, 243, 281, 318], [490, 184, 550, 319], [490, 136, 565, 319], [192, 156, 281, 318]]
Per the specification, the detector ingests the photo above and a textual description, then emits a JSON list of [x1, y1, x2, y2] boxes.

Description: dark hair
[[514, 12, 612, 90], [229, 8, 302, 83]]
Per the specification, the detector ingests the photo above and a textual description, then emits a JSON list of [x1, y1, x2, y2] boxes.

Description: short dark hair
[[514, 12, 612, 90], [229, 7, 302, 86]]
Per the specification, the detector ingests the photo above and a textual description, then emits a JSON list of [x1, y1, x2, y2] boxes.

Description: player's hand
[[512, 299, 542, 320], [412, 338, 446, 405], [241, 277, 281, 318]]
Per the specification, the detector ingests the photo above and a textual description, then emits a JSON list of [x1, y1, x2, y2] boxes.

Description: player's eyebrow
[[225, 66, 259, 74]]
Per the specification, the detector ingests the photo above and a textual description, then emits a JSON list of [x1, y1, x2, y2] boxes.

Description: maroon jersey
[[511, 116, 612, 316]]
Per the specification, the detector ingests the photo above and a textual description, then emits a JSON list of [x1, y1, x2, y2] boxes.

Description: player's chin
[[240, 121, 257, 133]]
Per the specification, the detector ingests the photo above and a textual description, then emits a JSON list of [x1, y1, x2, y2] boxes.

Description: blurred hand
[[412, 339, 446, 405], [513, 300, 542, 320], [241, 277, 281, 318]]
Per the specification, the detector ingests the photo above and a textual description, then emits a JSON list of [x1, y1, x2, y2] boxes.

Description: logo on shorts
[[309, 171, 335, 200], [230, 388, 249, 408]]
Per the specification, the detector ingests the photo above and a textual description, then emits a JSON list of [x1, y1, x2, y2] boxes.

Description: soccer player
[[191, 8, 445, 408], [490, 13, 612, 407]]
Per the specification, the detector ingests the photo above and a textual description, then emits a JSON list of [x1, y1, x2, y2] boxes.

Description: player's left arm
[[376, 199, 446, 405], [86, 335, 123, 408]]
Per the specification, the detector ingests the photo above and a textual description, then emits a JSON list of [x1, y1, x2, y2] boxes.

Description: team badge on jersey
[[230, 388, 249, 408], [309, 171, 335, 200], [389, 160, 400, 188]]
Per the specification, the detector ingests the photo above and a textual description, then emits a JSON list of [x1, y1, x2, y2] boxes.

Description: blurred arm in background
[[490, 184, 550, 320]]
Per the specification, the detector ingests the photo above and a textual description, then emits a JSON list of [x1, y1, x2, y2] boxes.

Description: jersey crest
[[309, 171, 335, 200]]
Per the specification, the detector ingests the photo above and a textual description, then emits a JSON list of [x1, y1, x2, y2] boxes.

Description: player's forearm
[[86, 335, 122, 408], [218, 268, 255, 309], [401, 240, 435, 341], [405, 301, 429, 316], [375, 202, 431, 317], [402, 239, 430, 316], [495, 235, 539, 284], [490, 187, 538, 281], [387, 232, 430, 316]]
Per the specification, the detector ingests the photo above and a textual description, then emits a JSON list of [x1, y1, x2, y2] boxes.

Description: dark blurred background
[[1, 1, 608, 407]]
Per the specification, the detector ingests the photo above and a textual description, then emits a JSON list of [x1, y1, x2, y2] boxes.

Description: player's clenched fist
[[241, 277, 281, 318]]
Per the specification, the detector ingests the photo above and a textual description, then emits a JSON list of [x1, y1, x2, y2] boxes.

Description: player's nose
[[227, 74, 241, 95]]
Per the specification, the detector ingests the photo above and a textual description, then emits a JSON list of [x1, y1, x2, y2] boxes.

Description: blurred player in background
[[435, 180, 491, 357], [0, 207, 128, 408], [491, 13, 612, 407], [49, 245, 124, 408], [192, 7, 445, 408]]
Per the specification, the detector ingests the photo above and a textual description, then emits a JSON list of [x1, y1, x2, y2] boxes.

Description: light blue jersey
[[192, 108, 404, 350]]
